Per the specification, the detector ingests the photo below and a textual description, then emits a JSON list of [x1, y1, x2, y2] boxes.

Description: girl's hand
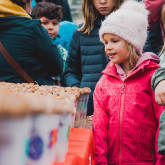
[[155, 80, 165, 105]]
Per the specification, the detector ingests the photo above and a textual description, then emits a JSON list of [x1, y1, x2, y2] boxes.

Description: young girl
[[62, 0, 164, 119], [62, 0, 125, 119], [93, 1, 165, 164]]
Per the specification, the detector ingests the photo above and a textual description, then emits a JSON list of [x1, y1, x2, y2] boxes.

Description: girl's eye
[[113, 40, 119, 43], [104, 41, 108, 45], [53, 22, 58, 26]]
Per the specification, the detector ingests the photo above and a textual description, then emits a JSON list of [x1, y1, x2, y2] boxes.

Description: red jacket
[[93, 53, 165, 165]]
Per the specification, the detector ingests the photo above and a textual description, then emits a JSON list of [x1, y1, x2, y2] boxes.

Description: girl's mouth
[[100, 7, 108, 11], [108, 53, 116, 57]]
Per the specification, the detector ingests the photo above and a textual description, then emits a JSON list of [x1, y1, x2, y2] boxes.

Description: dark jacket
[[143, 20, 163, 54], [137, 0, 163, 54], [0, 16, 63, 85], [62, 16, 109, 116]]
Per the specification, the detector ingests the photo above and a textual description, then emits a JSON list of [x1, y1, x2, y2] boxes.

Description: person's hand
[[155, 80, 165, 105]]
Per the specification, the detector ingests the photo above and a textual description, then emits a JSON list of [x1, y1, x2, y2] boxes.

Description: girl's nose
[[100, 0, 106, 4], [48, 24, 53, 29], [106, 44, 113, 50]]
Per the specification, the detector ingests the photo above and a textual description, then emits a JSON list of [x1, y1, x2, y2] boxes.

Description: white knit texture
[[99, 0, 149, 53]]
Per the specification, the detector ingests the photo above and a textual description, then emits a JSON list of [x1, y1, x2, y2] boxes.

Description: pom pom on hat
[[99, 0, 149, 53]]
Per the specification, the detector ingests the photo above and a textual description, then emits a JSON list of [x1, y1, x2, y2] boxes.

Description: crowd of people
[[1, 0, 165, 164]]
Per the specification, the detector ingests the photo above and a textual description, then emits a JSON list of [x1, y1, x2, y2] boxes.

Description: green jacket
[[0, 0, 63, 85], [151, 68, 165, 155], [151, 68, 165, 92]]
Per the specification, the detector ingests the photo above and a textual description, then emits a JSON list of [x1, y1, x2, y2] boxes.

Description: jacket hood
[[0, 0, 32, 32], [0, 0, 31, 18], [102, 52, 160, 81]]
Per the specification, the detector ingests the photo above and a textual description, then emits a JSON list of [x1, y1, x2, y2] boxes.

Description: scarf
[[0, 0, 31, 18]]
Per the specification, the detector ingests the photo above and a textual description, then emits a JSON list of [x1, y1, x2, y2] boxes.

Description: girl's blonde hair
[[79, 0, 125, 35], [126, 43, 140, 70], [160, 4, 165, 56]]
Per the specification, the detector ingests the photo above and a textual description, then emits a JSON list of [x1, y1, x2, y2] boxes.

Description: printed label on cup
[[27, 135, 44, 160]]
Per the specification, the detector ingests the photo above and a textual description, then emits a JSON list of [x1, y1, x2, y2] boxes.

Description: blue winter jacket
[[54, 21, 77, 51], [62, 16, 109, 116]]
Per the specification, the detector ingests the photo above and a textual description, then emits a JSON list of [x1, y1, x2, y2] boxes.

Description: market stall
[[0, 82, 93, 165]]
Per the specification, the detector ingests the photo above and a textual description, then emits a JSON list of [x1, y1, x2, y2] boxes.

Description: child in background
[[93, 1, 165, 164], [62, 0, 125, 119], [31, 2, 68, 76]]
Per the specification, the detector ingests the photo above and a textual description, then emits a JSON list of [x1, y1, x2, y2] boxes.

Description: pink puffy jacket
[[93, 57, 165, 165]]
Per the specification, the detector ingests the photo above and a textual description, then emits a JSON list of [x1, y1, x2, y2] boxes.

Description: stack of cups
[[0, 82, 91, 165], [0, 87, 75, 165], [0, 91, 32, 165], [25, 94, 74, 165]]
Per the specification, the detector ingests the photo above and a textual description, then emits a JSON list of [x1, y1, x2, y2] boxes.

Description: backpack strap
[[0, 41, 36, 84]]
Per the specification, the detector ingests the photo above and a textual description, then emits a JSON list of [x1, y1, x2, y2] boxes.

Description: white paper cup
[[47, 114, 61, 164], [0, 116, 32, 165], [26, 114, 51, 165], [55, 113, 72, 162]]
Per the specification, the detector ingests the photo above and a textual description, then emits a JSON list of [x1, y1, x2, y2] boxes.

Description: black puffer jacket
[[62, 15, 109, 116]]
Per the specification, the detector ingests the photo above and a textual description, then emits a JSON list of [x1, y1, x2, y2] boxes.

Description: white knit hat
[[99, 0, 149, 54]]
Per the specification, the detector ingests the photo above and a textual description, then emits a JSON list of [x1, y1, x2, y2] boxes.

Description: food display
[[0, 82, 90, 165]]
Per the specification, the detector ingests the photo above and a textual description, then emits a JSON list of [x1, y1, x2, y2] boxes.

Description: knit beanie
[[99, 0, 149, 54]]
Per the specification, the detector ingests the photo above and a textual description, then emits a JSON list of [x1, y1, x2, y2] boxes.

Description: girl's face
[[93, 0, 114, 15], [40, 17, 59, 39], [103, 33, 129, 68]]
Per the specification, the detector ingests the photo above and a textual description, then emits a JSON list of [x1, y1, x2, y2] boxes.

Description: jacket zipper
[[119, 83, 125, 165]]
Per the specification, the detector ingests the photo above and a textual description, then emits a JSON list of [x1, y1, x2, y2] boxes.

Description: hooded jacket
[[0, 0, 63, 85], [93, 53, 165, 165]]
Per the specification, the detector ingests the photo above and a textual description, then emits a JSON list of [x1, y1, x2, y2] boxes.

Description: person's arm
[[62, 30, 82, 87], [155, 80, 165, 105], [93, 81, 109, 165], [33, 20, 63, 76], [151, 91, 165, 164], [143, 0, 164, 30], [151, 68, 165, 105], [158, 110, 165, 155]]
